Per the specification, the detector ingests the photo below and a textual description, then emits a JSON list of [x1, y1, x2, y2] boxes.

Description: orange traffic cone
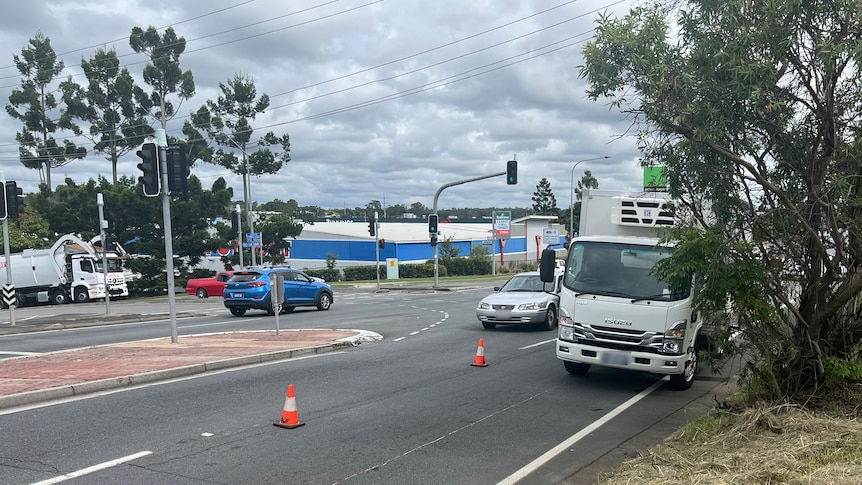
[[274, 384, 305, 429], [471, 338, 489, 367]]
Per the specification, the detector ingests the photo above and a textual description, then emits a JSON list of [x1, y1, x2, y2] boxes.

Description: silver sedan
[[476, 272, 563, 330]]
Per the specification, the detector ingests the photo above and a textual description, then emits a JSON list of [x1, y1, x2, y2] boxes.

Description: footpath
[[0, 329, 381, 410]]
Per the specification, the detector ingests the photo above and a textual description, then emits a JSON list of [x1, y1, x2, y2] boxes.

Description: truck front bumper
[[556, 339, 686, 375]]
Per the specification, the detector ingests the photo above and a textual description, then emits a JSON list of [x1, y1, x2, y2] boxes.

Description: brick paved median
[[0, 330, 358, 396]]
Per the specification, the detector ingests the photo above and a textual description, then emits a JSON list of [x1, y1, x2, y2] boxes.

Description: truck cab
[[68, 254, 128, 302], [544, 190, 706, 390]]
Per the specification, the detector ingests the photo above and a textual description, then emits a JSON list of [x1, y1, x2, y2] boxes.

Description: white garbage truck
[[541, 189, 709, 390], [0, 234, 129, 306]]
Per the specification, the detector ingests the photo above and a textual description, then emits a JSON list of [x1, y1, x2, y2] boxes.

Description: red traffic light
[[378, 238, 385, 249]]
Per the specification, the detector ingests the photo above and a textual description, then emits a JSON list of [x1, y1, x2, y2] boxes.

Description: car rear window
[[228, 272, 262, 282]]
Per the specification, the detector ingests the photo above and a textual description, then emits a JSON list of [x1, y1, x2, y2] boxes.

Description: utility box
[[386, 258, 399, 280]]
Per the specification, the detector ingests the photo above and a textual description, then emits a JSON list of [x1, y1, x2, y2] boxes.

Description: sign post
[[270, 272, 285, 336]]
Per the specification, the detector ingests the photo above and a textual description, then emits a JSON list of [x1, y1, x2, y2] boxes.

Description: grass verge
[[601, 400, 862, 484]]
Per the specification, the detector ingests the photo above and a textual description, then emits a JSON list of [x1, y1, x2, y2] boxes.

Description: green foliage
[[0, 206, 54, 252], [59, 48, 153, 184], [303, 268, 341, 282], [580, 0, 862, 401], [128, 26, 194, 129], [439, 237, 461, 259], [257, 213, 302, 265], [325, 253, 338, 269], [398, 263, 438, 278], [342, 265, 387, 281], [823, 357, 862, 387], [531, 177, 558, 215], [6, 33, 86, 187]]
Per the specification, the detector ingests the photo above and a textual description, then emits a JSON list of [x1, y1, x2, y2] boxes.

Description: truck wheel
[[316, 292, 332, 311], [50, 290, 69, 305], [538, 306, 557, 331], [564, 361, 590, 375], [482, 322, 496, 329], [74, 287, 90, 303], [669, 347, 698, 390], [196, 288, 208, 299], [229, 308, 247, 317]]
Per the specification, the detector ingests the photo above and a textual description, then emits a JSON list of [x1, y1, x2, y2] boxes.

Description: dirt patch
[[600, 403, 862, 484]]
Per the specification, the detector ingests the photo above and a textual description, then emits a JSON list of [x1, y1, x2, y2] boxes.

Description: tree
[[128, 26, 194, 130], [187, 74, 290, 242], [257, 214, 303, 265], [439, 236, 461, 259], [0, 206, 54, 252], [531, 177, 558, 215], [6, 33, 86, 190], [60, 49, 153, 184], [409, 201, 427, 216], [365, 200, 382, 216], [565, 170, 600, 232], [581, 0, 862, 400]]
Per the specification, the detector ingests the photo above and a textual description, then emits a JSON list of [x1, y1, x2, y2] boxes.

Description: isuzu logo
[[604, 318, 633, 326]]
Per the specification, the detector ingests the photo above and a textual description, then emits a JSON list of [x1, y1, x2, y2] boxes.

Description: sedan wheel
[[539, 306, 557, 331]]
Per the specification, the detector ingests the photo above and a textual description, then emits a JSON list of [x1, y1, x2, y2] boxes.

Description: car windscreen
[[500, 275, 546, 292], [228, 272, 262, 282], [106, 259, 123, 272]]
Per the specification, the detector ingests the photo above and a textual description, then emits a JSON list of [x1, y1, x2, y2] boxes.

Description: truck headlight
[[518, 302, 544, 310], [478, 302, 491, 310], [662, 340, 681, 354], [560, 325, 575, 341]]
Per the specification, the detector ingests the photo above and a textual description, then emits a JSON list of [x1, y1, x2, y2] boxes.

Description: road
[[0, 286, 727, 484]]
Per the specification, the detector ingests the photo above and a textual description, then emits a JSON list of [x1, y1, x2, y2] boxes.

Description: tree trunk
[[110, 132, 118, 184]]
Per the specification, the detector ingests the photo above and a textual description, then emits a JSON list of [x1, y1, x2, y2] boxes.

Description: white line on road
[[31, 450, 153, 485], [409, 331, 420, 335], [518, 339, 556, 350], [392, 337, 405, 342], [0, 350, 39, 356], [497, 377, 668, 485], [421, 327, 429, 331]]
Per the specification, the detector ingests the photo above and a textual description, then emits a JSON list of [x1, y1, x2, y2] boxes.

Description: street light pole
[[97, 193, 111, 315], [569, 156, 609, 238]]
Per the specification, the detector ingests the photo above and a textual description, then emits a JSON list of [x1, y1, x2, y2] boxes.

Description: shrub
[[399, 263, 445, 278], [343, 265, 386, 281], [304, 268, 342, 282]]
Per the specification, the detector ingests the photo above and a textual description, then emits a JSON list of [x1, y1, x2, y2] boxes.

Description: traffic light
[[0, 182, 6, 220], [428, 214, 439, 234], [368, 216, 376, 237], [166, 143, 190, 198], [506, 160, 517, 185], [231, 211, 240, 233], [136, 143, 160, 197], [5, 181, 23, 218], [430, 234, 438, 247], [378, 238, 385, 249]]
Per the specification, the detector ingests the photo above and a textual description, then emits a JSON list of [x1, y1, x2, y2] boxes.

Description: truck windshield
[[564, 242, 689, 301], [107, 259, 123, 272]]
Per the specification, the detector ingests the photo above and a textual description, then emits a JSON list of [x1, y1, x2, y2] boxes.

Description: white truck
[[0, 234, 129, 306], [540, 189, 708, 390]]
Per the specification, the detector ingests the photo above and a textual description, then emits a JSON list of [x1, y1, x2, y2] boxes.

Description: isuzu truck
[[540, 189, 709, 390], [0, 234, 129, 306]]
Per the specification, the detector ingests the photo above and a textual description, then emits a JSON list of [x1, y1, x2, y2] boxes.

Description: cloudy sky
[[0, 0, 644, 210]]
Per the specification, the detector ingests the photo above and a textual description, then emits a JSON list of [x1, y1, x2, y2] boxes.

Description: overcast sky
[[0, 0, 643, 210]]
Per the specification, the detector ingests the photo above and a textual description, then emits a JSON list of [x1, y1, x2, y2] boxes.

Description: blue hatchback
[[223, 268, 334, 317]]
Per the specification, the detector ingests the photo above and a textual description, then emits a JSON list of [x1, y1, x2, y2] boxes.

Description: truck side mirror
[[539, 249, 555, 282]]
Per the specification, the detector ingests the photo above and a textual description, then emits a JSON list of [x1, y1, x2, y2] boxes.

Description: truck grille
[[574, 323, 663, 351]]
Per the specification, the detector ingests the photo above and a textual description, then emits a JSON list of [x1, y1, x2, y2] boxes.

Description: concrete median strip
[[0, 329, 382, 411]]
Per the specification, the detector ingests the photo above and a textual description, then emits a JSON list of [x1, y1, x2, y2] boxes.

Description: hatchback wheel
[[229, 308, 247, 317], [316, 292, 332, 311]]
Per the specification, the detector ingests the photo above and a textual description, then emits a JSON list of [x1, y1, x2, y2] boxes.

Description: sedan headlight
[[518, 302, 546, 310], [478, 302, 491, 310]]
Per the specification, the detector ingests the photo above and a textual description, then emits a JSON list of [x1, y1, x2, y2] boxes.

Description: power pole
[[97, 193, 111, 315]]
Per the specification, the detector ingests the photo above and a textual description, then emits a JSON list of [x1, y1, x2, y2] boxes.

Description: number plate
[[232, 293, 243, 298], [496, 310, 512, 320], [600, 351, 630, 366]]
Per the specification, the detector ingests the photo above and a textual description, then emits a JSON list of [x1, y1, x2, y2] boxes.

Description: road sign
[[542, 227, 560, 245], [482, 239, 492, 246], [494, 211, 511, 239], [245, 232, 262, 248], [2, 284, 15, 307]]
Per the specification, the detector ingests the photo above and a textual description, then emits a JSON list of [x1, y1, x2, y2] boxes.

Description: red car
[[186, 271, 234, 298]]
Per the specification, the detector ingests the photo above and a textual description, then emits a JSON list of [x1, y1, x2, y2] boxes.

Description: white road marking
[[497, 378, 668, 485], [30, 450, 153, 485], [0, 350, 39, 356], [392, 337, 405, 342], [409, 331, 420, 336], [421, 327, 429, 331], [518, 339, 556, 350], [201, 432, 214, 437], [0, 352, 343, 416]]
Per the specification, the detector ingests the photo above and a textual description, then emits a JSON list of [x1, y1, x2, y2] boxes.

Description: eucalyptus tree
[[60, 49, 153, 183], [581, 0, 862, 399], [6, 33, 86, 190]]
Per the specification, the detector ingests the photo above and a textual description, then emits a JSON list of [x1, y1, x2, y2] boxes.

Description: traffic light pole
[[374, 212, 380, 291], [156, 130, 179, 344], [432, 171, 506, 288], [2, 218, 15, 326], [236, 204, 244, 270], [97, 193, 111, 315]]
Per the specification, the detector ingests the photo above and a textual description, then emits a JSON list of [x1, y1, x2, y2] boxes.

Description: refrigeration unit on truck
[[541, 189, 709, 390], [0, 234, 129, 306]]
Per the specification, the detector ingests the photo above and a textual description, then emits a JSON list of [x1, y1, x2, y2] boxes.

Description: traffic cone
[[471, 338, 489, 367], [273, 384, 305, 429]]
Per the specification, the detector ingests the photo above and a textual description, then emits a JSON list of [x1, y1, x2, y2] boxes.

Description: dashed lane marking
[[409, 331, 420, 336], [392, 337, 405, 342], [31, 450, 153, 485]]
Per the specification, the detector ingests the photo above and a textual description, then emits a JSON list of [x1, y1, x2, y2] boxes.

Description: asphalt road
[[0, 287, 727, 484]]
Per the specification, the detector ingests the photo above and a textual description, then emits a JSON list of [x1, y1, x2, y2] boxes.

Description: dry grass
[[600, 404, 862, 485]]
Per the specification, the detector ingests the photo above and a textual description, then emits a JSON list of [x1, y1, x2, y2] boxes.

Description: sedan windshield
[[564, 242, 689, 301], [500, 275, 547, 292]]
